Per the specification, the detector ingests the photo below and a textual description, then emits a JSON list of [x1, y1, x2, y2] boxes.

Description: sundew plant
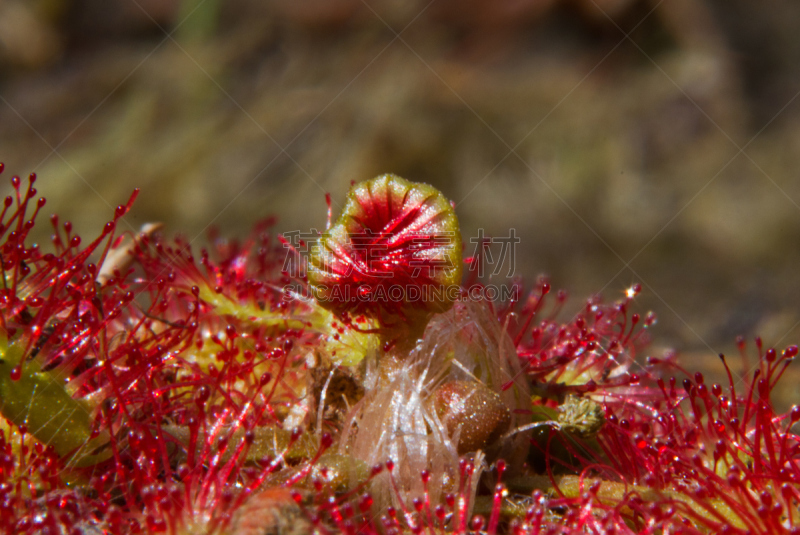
[[0, 166, 799, 535]]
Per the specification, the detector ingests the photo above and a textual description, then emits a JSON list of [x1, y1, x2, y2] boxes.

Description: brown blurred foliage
[[2, 0, 800, 398]]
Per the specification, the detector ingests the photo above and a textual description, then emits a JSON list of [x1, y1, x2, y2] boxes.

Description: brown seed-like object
[[428, 380, 511, 455], [227, 488, 312, 535]]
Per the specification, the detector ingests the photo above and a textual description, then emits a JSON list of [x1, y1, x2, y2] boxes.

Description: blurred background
[[2, 0, 800, 407]]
